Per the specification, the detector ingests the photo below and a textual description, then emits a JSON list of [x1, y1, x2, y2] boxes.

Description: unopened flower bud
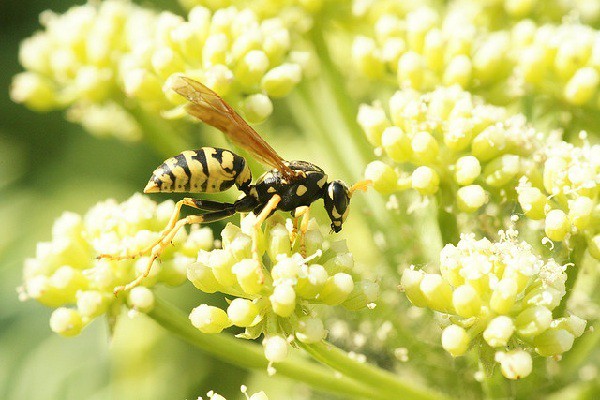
[[484, 155, 520, 187], [227, 298, 261, 327], [534, 329, 575, 356], [188, 260, 221, 293], [400, 268, 427, 307], [127, 286, 155, 313], [262, 335, 288, 363], [442, 324, 470, 357], [457, 185, 488, 213], [545, 209, 570, 241], [319, 273, 354, 305], [189, 304, 232, 334], [517, 186, 547, 220], [261, 64, 302, 98], [452, 284, 482, 318], [365, 161, 398, 193], [484, 316, 515, 347], [455, 156, 481, 185], [515, 306, 552, 338], [495, 350, 532, 379], [270, 284, 296, 317], [232, 259, 264, 295], [420, 274, 454, 313], [50, 307, 83, 337], [411, 166, 440, 196]]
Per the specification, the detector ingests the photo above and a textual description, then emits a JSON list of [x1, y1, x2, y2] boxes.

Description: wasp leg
[[113, 207, 237, 295], [291, 206, 310, 257], [252, 195, 281, 262], [97, 198, 202, 261], [188, 199, 235, 211]]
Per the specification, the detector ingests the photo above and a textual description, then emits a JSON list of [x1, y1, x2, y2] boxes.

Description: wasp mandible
[[102, 77, 370, 294]]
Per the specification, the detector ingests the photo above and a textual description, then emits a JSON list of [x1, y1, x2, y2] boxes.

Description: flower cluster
[[187, 214, 378, 365], [401, 230, 587, 379], [511, 20, 600, 108], [351, 7, 513, 92], [517, 137, 599, 255], [360, 85, 538, 213], [11, 1, 307, 141], [456, 0, 600, 25], [121, 6, 307, 123], [9, 0, 154, 140], [20, 194, 213, 336]]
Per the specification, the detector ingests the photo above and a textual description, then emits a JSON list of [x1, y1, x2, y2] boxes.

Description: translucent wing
[[171, 76, 295, 180]]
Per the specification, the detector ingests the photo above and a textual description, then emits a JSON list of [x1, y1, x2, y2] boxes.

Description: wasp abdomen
[[144, 147, 252, 194]]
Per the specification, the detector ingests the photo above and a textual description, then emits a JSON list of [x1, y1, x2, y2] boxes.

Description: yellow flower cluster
[[20, 194, 213, 336], [455, 0, 600, 25], [121, 6, 306, 123], [512, 20, 600, 108], [187, 214, 378, 364], [517, 137, 599, 256], [11, 1, 307, 141], [401, 230, 587, 379], [351, 6, 513, 91], [10, 0, 152, 140], [360, 86, 538, 213]]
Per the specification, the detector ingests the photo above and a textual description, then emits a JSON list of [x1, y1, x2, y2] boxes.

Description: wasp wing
[[171, 76, 295, 180]]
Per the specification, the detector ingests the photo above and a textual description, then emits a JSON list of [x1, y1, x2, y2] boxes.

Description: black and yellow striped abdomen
[[144, 147, 252, 194]]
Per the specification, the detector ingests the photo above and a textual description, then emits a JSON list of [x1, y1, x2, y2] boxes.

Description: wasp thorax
[[323, 180, 351, 232]]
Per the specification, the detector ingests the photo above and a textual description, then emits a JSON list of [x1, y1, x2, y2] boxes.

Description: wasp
[[103, 77, 370, 294]]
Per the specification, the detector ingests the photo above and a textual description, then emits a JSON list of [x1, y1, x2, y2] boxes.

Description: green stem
[[437, 206, 460, 245], [301, 341, 453, 400], [148, 298, 384, 399], [308, 24, 374, 166], [478, 344, 510, 399], [554, 235, 588, 317]]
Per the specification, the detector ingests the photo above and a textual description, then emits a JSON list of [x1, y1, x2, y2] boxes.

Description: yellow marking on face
[[267, 186, 277, 193], [296, 185, 308, 196], [317, 174, 328, 187]]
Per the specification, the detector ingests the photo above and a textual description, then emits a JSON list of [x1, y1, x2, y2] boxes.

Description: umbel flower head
[[10, 0, 155, 140], [187, 213, 379, 365], [401, 229, 587, 379], [120, 5, 307, 123], [361, 85, 539, 213], [517, 136, 600, 256], [11, 1, 307, 141], [20, 194, 213, 336], [511, 20, 600, 108], [351, 6, 513, 92]]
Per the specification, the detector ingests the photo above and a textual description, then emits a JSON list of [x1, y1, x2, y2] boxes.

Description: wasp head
[[323, 180, 351, 233]]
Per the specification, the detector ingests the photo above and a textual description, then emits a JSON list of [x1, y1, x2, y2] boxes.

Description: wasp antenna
[[349, 179, 372, 196]]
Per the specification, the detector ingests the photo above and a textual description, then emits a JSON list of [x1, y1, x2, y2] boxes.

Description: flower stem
[[554, 234, 587, 317], [300, 341, 453, 400], [147, 297, 381, 399], [437, 206, 460, 246]]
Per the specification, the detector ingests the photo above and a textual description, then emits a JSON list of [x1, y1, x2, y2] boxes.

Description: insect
[[103, 76, 370, 294]]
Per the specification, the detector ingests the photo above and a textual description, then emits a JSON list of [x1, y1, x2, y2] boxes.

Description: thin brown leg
[[113, 206, 236, 295], [291, 206, 310, 257]]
